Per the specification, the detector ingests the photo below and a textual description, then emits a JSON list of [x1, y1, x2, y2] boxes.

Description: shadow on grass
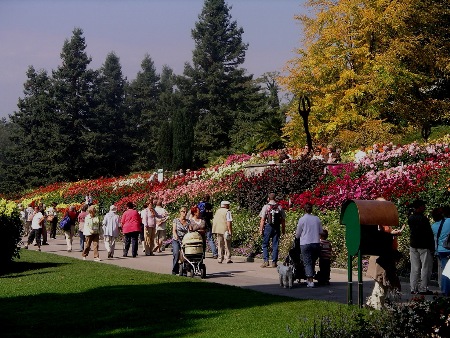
[[0, 254, 305, 338], [1, 280, 303, 338], [0, 261, 67, 277]]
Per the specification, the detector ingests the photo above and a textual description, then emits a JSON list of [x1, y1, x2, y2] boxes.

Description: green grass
[[0, 251, 366, 338]]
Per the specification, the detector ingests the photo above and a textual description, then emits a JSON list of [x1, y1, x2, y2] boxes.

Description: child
[[315, 229, 332, 285]]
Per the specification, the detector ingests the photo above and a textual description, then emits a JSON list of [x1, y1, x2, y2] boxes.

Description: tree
[[87, 52, 131, 177], [180, 0, 264, 164], [0, 119, 23, 196], [52, 27, 97, 180], [280, 0, 450, 149], [127, 54, 160, 171], [155, 65, 177, 170], [9, 66, 69, 188], [171, 95, 194, 171]]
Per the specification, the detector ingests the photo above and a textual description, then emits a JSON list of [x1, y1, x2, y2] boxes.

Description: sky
[[0, 0, 307, 119]]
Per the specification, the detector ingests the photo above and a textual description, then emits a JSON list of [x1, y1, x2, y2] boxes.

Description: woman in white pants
[[102, 205, 120, 258]]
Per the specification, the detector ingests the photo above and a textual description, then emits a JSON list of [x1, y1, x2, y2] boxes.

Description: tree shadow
[[0, 280, 304, 338], [0, 262, 67, 277]]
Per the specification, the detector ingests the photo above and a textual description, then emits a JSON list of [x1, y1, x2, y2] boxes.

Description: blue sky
[[0, 0, 306, 119]]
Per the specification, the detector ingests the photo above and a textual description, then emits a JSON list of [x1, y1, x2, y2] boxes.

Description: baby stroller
[[284, 237, 306, 283], [179, 231, 207, 279]]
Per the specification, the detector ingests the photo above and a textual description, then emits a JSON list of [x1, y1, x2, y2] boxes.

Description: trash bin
[[340, 199, 399, 306]]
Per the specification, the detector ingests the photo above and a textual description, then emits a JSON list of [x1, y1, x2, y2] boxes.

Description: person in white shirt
[[24, 206, 44, 251]]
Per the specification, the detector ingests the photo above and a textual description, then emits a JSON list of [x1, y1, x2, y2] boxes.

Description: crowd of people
[[18, 192, 450, 305]]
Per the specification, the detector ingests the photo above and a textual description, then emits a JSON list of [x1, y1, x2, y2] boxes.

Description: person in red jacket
[[121, 202, 142, 258]]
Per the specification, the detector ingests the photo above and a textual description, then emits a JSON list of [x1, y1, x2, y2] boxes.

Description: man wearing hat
[[212, 201, 233, 263], [408, 199, 435, 295]]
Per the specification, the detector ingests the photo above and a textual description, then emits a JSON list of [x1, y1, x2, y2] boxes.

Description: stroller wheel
[[200, 264, 206, 279], [188, 268, 194, 278]]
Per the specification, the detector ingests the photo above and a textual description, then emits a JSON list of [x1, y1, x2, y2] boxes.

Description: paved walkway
[[27, 235, 440, 305]]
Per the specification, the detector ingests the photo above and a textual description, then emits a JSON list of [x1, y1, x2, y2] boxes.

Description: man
[[212, 201, 233, 264], [24, 206, 45, 251], [408, 199, 435, 295], [295, 203, 323, 288], [198, 194, 218, 259], [259, 193, 286, 268]]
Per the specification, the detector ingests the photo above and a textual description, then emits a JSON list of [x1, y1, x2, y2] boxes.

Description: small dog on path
[[277, 263, 294, 289]]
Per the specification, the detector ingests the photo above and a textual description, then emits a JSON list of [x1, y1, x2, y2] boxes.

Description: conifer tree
[[88, 52, 131, 177], [52, 27, 97, 180], [180, 0, 264, 164], [127, 54, 160, 170]]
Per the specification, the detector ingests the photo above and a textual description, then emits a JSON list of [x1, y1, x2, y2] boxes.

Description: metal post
[[347, 254, 353, 305], [358, 250, 363, 308]]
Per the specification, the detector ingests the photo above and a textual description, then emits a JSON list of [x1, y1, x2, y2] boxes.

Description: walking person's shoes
[[260, 261, 269, 268], [271, 262, 277, 268], [212, 255, 218, 259], [307, 281, 315, 288], [94, 258, 101, 262], [226, 260, 233, 264], [24, 245, 28, 249]]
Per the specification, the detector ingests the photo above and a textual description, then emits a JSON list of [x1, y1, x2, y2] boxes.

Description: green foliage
[[0, 200, 22, 273], [236, 158, 324, 213]]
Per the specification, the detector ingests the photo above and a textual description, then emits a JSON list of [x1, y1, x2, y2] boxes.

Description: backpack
[[265, 204, 282, 227], [59, 215, 71, 230]]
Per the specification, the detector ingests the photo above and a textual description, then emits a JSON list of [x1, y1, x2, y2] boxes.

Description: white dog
[[277, 264, 294, 289]]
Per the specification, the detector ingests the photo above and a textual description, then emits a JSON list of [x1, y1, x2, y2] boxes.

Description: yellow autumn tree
[[280, 0, 450, 149]]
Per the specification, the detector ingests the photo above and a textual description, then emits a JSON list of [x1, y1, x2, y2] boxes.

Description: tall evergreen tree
[[155, 65, 177, 170], [179, 0, 264, 164], [88, 52, 131, 177], [0, 119, 23, 195], [171, 103, 194, 171], [127, 54, 160, 171], [52, 27, 97, 180], [9, 66, 69, 188]]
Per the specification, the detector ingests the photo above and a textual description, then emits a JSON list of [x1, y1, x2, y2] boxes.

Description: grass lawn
[[1, 251, 366, 338]]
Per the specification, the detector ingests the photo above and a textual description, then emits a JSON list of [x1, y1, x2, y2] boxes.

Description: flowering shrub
[[14, 138, 450, 271], [0, 199, 22, 271]]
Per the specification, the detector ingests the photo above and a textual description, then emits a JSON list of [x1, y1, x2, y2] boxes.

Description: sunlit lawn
[[1, 251, 365, 337]]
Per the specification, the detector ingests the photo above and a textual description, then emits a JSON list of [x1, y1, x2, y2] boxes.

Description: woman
[[431, 206, 450, 296], [121, 202, 142, 258], [46, 202, 58, 239], [102, 205, 120, 258], [77, 204, 89, 252], [142, 200, 157, 255], [64, 205, 78, 252], [171, 206, 191, 275], [189, 205, 206, 254], [82, 205, 101, 261]]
